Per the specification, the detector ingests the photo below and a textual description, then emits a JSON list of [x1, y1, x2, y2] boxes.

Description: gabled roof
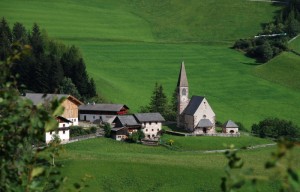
[[134, 113, 165, 123], [177, 61, 188, 87], [183, 96, 205, 115], [79, 104, 129, 112], [23, 93, 83, 106], [117, 115, 139, 126], [197, 119, 213, 128], [56, 116, 72, 123], [111, 127, 127, 132], [223, 120, 239, 128]]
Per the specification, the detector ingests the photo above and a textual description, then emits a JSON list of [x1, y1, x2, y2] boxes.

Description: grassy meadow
[[1, 0, 300, 129], [255, 37, 300, 91], [58, 137, 299, 192]]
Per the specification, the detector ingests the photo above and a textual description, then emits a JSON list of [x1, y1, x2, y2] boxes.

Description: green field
[[58, 137, 299, 191], [1, 0, 299, 129], [255, 37, 300, 90]]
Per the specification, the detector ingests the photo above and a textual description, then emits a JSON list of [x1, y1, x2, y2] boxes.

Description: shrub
[[102, 123, 111, 138], [251, 118, 299, 139]]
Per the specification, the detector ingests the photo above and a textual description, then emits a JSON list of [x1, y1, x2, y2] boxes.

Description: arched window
[[182, 88, 186, 96], [203, 115, 206, 118]]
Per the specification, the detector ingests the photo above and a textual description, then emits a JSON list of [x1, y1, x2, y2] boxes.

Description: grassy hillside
[[255, 37, 300, 90], [1, 0, 300, 128], [58, 137, 298, 192]]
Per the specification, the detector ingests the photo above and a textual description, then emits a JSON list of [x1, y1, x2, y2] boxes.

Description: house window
[[157, 129, 159, 131], [145, 129, 148, 132], [155, 122, 158, 124], [50, 131, 52, 135], [203, 115, 206, 118], [152, 134, 155, 137], [118, 136, 121, 138], [152, 129, 154, 131], [63, 124, 65, 127], [63, 130, 65, 134], [149, 122, 152, 125], [182, 88, 186, 96], [93, 116, 95, 119]]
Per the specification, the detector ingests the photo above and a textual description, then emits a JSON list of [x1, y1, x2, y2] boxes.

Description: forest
[[0, 18, 97, 101]]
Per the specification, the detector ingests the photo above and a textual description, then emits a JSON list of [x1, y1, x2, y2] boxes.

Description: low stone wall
[[165, 130, 240, 137]]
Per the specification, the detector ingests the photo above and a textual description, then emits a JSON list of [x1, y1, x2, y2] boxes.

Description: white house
[[111, 113, 165, 141], [45, 116, 72, 144], [177, 62, 216, 134], [23, 93, 83, 143], [134, 113, 165, 139]]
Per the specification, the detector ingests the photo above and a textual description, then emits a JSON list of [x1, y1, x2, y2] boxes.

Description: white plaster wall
[[45, 129, 69, 144], [79, 114, 115, 123], [66, 118, 78, 126], [193, 98, 216, 129], [142, 122, 162, 139], [58, 122, 72, 128], [224, 128, 239, 134], [194, 127, 215, 134]]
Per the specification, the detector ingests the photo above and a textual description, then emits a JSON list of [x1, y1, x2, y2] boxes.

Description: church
[[177, 62, 216, 134]]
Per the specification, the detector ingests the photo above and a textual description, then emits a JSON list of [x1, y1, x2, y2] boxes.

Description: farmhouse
[[177, 62, 216, 134], [112, 115, 140, 141], [79, 103, 129, 124], [45, 116, 72, 144], [24, 93, 83, 125], [111, 113, 165, 141], [134, 113, 165, 139], [23, 93, 83, 143]]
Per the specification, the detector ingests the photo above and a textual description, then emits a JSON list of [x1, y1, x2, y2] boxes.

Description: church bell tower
[[177, 61, 189, 128]]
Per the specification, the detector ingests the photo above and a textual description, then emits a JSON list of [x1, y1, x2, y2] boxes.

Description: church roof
[[183, 96, 205, 115], [223, 120, 239, 128], [197, 119, 214, 128], [134, 113, 165, 123], [177, 61, 188, 87]]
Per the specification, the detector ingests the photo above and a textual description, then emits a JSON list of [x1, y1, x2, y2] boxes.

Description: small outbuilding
[[223, 120, 239, 134]]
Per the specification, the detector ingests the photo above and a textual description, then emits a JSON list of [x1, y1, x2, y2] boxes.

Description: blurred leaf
[[31, 167, 44, 178]]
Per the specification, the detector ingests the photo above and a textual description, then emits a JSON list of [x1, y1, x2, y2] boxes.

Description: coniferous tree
[[148, 83, 168, 116], [0, 17, 12, 60], [58, 77, 81, 99], [29, 23, 44, 57], [12, 22, 27, 44]]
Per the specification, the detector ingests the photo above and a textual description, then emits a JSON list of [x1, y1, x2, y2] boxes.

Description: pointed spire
[[177, 61, 188, 87]]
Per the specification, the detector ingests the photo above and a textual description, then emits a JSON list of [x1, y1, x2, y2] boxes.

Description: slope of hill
[[1, 0, 300, 128], [255, 37, 300, 90]]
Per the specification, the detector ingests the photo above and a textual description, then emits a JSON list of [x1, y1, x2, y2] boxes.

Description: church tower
[[177, 61, 189, 128]]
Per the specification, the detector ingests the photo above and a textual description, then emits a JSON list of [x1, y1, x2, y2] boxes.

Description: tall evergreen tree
[[72, 58, 89, 97], [29, 23, 44, 56], [148, 83, 168, 115], [12, 22, 27, 44], [0, 17, 12, 60]]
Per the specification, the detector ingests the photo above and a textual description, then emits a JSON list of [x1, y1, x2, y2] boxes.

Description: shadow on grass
[[163, 122, 189, 133], [241, 62, 262, 66]]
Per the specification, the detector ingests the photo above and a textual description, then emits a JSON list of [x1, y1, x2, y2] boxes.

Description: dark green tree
[[12, 22, 27, 44], [0, 17, 12, 60], [29, 23, 44, 56], [148, 83, 168, 116], [58, 77, 81, 99]]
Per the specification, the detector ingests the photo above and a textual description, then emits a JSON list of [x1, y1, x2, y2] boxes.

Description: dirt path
[[202, 143, 276, 153]]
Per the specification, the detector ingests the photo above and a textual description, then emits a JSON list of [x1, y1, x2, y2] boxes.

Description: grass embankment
[[255, 37, 300, 90], [58, 137, 299, 191]]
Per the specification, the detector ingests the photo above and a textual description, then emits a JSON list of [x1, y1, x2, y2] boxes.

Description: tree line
[[0, 18, 97, 100], [233, 0, 300, 62]]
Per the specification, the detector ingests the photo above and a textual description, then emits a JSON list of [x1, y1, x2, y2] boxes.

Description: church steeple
[[177, 61, 188, 87], [177, 61, 189, 128]]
